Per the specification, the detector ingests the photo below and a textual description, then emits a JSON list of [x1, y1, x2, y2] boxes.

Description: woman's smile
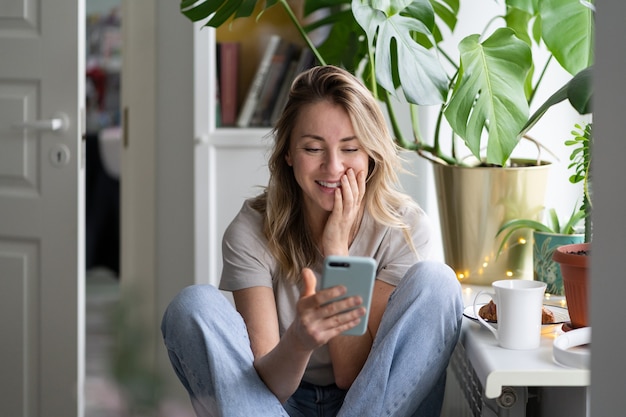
[[316, 180, 342, 191]]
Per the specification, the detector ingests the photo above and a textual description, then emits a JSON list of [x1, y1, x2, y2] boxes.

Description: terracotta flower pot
[[552, 243, 590, 329]]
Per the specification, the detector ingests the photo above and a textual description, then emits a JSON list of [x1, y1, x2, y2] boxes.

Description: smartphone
[[321, 255, 377, 336]]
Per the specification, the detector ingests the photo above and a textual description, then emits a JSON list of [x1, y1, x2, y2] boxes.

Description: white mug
[[473, 280, 547, 349]]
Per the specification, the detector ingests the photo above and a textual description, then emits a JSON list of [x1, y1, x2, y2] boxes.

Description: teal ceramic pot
[[533, 231, 585, 295]]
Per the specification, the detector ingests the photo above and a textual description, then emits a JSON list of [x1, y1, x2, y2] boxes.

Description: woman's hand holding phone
[[321, 256, 377, 336], [291, 268, 367, 351]]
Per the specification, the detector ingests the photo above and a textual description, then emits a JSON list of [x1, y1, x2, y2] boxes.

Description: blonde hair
[[251, 65, 419, 283]]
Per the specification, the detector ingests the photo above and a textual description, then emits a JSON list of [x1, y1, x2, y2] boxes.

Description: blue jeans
[[161, 260, 463, 417]]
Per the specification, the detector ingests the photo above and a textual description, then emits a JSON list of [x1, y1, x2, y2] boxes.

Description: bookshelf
[[215, 3, 307, 110], [194, 5, 306, 284]]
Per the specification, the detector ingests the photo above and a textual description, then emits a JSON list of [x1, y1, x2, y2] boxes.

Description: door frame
[[120, 1, 198, 403]]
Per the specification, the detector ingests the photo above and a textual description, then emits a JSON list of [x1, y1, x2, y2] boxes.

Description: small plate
[[553, 327, 591, 369], [464, 303, 570, 332]]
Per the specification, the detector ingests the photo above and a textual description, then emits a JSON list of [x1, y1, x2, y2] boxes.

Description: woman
[[162, 65, 463, 417]]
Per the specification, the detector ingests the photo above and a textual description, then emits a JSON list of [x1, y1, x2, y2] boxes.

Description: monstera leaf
[[180, 0, 272, 26], [444, 28, 532, 166], [519, 66, 593, 138], [541, 0, 594, 75], [352, 0, 449, 105]]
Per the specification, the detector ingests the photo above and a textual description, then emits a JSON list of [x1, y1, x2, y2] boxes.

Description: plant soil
[[567, 250, 590, 256]]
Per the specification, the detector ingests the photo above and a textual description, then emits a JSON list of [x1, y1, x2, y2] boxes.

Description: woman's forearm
[[253, 325, 314, 403], [328, 331, 373, 389], [329, 279, 395, 388]]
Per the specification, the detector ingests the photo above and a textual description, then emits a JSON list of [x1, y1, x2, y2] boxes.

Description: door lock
[[49, 144, 71, 167]]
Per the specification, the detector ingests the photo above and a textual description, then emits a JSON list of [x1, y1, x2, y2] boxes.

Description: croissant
[[478, 300, 555, 324]]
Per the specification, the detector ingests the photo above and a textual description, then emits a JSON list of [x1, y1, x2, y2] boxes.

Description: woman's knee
[[405, 260, 459, 289], [161, 284, 223, 340], [400, 260, 463, 312]]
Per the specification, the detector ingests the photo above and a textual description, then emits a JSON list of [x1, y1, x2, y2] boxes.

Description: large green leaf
[[519, 66, 593, 137], [540, 0, 594, 75], [180, 0, 274, 26], [304, 0, 350, 16], [504, 6, 534, 46], [352, 0, 448, 105], [430, 0, 459, 34], [444, 28, 532, 165], [506, 0, 537, 14], [308, 8, 367, 72], [417, 0, 458, 47], [566, 66, 593, 114]]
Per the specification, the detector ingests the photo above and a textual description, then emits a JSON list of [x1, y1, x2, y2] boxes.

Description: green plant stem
[[437, 46, 458, 71], [483, 14, 504, 37], [431, 102, 459, 165], [277, 0, 326, 66], [529, 55, 553, 106], [429, 65, 462, 163], [409, 104, 457, 165], [432, 105, 445, 157], [583, 124, 593, 242], [382, 91, 444, 160], [382, 91, 405, 146], [409, 104, 423, 144], [366, 49, 377, 99]]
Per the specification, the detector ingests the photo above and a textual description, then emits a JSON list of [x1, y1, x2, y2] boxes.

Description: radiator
[[441, 342, 483, 417], [441, 342, 588, 417], [442, 342, 535, 417]]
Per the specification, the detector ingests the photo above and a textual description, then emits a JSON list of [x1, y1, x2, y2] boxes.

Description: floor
[[85, 268, 194, 417], [85, 268, 125, 416]]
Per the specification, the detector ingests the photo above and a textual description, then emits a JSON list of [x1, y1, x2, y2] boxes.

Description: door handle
[[13, 113, 69, 132]]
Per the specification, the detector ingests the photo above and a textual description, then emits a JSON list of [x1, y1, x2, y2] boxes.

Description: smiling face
[[285, 100, 370, 221]]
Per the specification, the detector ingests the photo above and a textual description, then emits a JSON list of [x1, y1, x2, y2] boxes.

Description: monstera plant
[[180, 0, 594, 284]]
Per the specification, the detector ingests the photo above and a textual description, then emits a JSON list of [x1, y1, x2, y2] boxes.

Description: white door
[[0, 1, 84, 416]]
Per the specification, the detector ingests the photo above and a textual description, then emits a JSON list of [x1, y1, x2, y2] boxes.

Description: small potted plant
[[496, 206, 585, 295], [552, 122, 592, 329], [496, 120, 592, 295]]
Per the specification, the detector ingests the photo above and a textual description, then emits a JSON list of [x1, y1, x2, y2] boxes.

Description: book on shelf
[[269, 47, 316, 126], [215, 43, 222, 127], [269, 59, 298, 126], [236, 34, 282, 128], [217, 42, 240, 126], [249, 39, 299, 127]]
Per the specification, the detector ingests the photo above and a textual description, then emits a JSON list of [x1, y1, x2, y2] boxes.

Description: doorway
[[85, 0, 122, 414], [85, 0, 121, 277]]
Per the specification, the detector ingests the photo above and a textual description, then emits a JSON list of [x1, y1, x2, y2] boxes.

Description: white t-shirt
[[220, 198, 434, 386]]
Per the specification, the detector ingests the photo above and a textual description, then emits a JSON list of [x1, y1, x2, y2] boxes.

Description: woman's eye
[[343, 148, 359, 153], [304, 148, 323, 153]]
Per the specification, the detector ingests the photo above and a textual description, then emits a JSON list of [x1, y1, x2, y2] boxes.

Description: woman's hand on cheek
[[322, 169, 366, 256], [289, 268, 365, 352]]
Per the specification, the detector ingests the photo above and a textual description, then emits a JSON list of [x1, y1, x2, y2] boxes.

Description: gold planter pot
[[432, 160, 552, 285]]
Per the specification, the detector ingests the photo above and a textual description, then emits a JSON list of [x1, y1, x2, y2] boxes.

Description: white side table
[[450, 285, 590, 417]]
